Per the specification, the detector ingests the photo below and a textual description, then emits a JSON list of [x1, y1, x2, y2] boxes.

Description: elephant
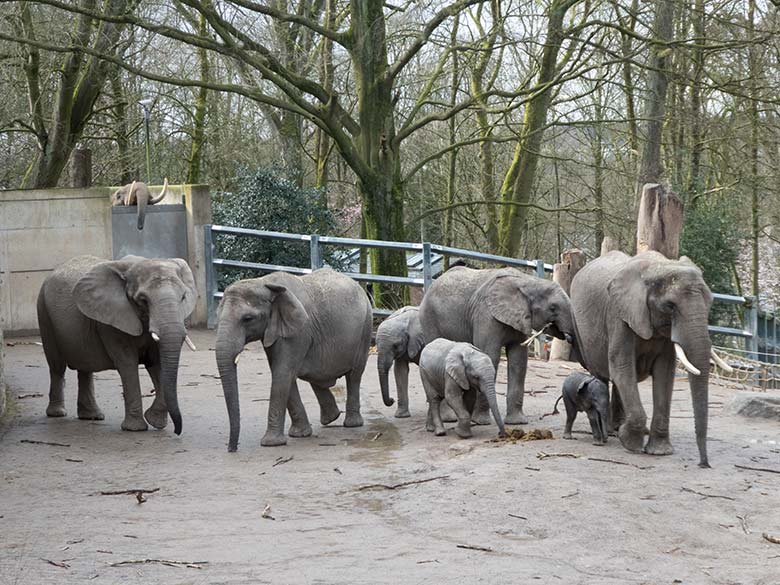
[[215, 268, 372, 451], [569, 250, 732, 468], [419, 338, 506, 438], [37, 255, 198, 433], [418, 266, 576, 425], [376, 306, 425, 418], [111, 178, 169, 230], [555, 371, 609, 444]]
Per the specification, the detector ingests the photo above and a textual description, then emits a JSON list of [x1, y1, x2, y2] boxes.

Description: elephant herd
[[35, 249, 728, 467]]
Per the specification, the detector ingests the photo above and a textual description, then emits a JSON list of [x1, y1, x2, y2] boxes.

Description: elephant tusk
[[675, 343, 701, 376], [125, 180, 137, 206], [151, 332, 160, 342], [710, 348, 734, 373], [234, 351, 243, 365], [521, 324, 550, 347], [184, 335, 197, 351]]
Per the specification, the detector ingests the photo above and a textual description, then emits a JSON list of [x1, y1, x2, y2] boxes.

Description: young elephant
[[215, 268, 372, 450], [419, 338, 506, 439], [556, 372, 609, 445], [111, 178, 169, 230], [376, 306, 425, 418]]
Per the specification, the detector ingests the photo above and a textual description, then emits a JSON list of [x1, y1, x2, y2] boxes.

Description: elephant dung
[[489, 428, 554, 444], [725, 393, 780, 422]]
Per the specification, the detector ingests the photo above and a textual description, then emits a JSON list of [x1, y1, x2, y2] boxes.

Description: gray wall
[[0, 327, 5, 421]]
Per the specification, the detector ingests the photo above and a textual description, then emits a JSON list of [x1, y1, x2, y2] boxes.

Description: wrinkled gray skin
[[111, 179, 167, 230], [376, 306, 425, 418], [570, 251, 713, 467], [419, 267, 575, 425], [37, 255, 197, 433], [215, 268, 372, 451], [419, 339, 506, 439], [557, 372, 609, 445]]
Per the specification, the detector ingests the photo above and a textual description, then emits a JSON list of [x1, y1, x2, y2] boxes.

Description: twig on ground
[[135, 492, 147, 504], [65, 458, 83, 463], [261, 504, 275, 520], [762, 533, 780, 545], [562, 489, 580, 498], [737, 514, 750, 534], [356, 475, 450, 492], [456, 544, 493, 552], [508, 513, 527, 520], [41, 558, 70, 568], [681, 487, 735, 501], [109, 559, 208, 569], [333, 468, 343, 475], [272, 456, 294, 467], [417, 559, 439, 564], [537, 451, 579, 460], [17, 393, 43, 399], [21, 439, 70, 447], [371, 432, 383, 441], [735, 464, 780, 475], [97, 488, 160, 496], [524, 466, 540, 472], [587, 457, 653, 470]]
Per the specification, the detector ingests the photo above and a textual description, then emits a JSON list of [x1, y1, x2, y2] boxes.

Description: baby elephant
[[419, 338, 506, 439], [557, 372, 609, 445]]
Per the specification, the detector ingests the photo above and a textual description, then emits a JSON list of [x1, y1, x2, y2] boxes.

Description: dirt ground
[[1, 330, 779, 585]]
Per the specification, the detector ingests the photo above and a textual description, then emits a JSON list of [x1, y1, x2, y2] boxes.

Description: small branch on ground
[[17, 393, 44, 399], [561, 489, 580, 498], [737, 514, 750, 534], [41, 558, 70, 569], [356, 475, 450, 492], [109, 559, 208, 569], [272, 456, 294, 467], [21, 439, 70, 447], [762, 533, 780, 545], [261, 504, 275, 520], [508, 513, 527, 520], [735, 464, 780, 475], [680, 487, 735, 501], [587, 457, 653, 470], [537, 451, 579, 460], [97, 488, 160, 496], [456, 544, 493, 552]]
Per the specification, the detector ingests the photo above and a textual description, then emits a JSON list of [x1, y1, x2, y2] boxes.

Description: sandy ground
[[1, 330, 779, 585]]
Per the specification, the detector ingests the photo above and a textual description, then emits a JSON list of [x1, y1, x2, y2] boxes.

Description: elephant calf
[[556, 372, 609, 445], [376, 306, 425, 418], [419, 338, 506, 439], [111, 178, 169, 230]]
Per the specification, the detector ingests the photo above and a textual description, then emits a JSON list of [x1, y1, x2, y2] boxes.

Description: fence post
[[745, 296, 758, 361], [310, 234, 322, 270], [204, 224, 217, 329], [422, 242, 433, 294], [534, 259, 545, 279], [773, 315, 777, 364]]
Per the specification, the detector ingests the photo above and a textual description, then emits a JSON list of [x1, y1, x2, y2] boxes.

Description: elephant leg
[[287, 380, 313, 438], [504, 343, 529, 425], [343, 369, 364, 428], [116, 363, 148, 432], [444, 382, 472, 439], [645, 344, 675, 456], [608, 382, 625, 435], [143, 363, 168, 430], [262, 365, 295, 446], [393, 359, 411, 418], [310, 382, 340, 426], [472, 339, 502, 425], [563, 396, 576, 439], [608, 330, 647, 453], [439, 399, 458, 423], [45, 364, 67, 418], [76, 371, 104, 421], [421, 370, 445, 435]]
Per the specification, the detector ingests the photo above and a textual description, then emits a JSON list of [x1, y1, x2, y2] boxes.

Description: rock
[[725, 393, 780, 421]]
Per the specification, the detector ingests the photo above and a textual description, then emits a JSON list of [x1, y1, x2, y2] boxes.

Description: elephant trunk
[[137, 192, 148, 230], [216, 327, 245, 452], [481, 379, 506, 437], [377, 347, 395, 407], [154, 312, 186, 435]]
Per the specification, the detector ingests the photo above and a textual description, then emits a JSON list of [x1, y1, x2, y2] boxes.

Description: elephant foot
[[644, 434, 674, 456], [504, 411, 530, 425], [434, 428, 447, 437], [46, 403, 67, 418], [260, 431, 288, 446], [455, 424, 472, 439], [471, 409, 493, 426], [592, 439, 606, 446], [617, 422, 647, 453], [78, 407, 105, 421], [288, 423, 313, 438], [426, 421, 435, 433], [440, 403, 457, 423], [121, 416, 149, 432], [320, 407, 341, 426], [563, 432, 573, 440], [343, 412, 364, 428], [394, 407, 411, 419], [143, 406, 168, 430]]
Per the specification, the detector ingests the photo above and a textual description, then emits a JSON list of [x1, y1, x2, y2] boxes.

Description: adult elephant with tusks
[[570, 251, 733, 468], [215, 268, 372, 451], [418, 266, 576, 425]]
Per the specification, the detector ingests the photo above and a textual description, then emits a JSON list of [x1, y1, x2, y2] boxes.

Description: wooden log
[[550, 249, 586, 361], [71, 148, 92, 188], [636, 183, 683, 259], [600, 236, 619, 256]]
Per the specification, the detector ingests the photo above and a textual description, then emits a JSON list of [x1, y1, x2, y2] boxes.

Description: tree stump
[[636, 183, 683, 259], [550, 249, 586, 361], [600, 236, 619, 256], [71, 148, 92, 188]]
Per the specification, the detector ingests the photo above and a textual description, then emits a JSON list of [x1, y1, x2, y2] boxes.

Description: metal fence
[[202, 225, 773, 363]]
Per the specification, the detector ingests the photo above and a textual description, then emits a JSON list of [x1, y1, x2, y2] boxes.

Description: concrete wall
[[0, 184, 212, 334], [0, 327, 5, 421]]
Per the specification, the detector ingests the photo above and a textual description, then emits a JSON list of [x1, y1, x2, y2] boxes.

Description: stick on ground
[[21, 439, 70, 447], [735, 464, 780, 475], [681, 487, 735, 501], [356, 475, 450, 492], [97, 488, 160, 496], [456, 544, 493, 552], [763, 533, 780, 545], [109, 559, 208, 569]]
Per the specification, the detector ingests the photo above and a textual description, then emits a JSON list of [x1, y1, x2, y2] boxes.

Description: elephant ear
[[169, 258, 198, 320], [263, 283, 309, 347], [607, 260, 652, 340], [577, 376, 592, 395], [485, 275, 532, 335], [74, 260, 142, 336], [407, 315, 425, 360], [445, 348, 470, 390]]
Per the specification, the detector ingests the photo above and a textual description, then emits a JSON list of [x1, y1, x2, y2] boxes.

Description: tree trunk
[[109, 66, 133, 184], [444, 15, 460, 268], [636, 183, 683, 259], [549, 249, 586, 361], [748, 0, 760, 299], [70, 148, 91, 188], [618, 0, 640, 165], [315, 0, 336, 190], [687, 0, 705, 205], [186, 12, 210, 184]]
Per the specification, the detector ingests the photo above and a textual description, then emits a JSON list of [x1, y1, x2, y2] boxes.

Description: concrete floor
[[1, 330, 779, 584]]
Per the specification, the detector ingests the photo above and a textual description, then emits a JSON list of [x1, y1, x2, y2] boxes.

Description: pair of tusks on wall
[[675, 344, 734, 376], [123, 178, 169, 206], [150, 332, 197, 351]]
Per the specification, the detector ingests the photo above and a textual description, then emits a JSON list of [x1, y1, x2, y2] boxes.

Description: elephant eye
[[663, 301, 675, 313], [181, 292, 187, 302], [241, 314, 255, 322]]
